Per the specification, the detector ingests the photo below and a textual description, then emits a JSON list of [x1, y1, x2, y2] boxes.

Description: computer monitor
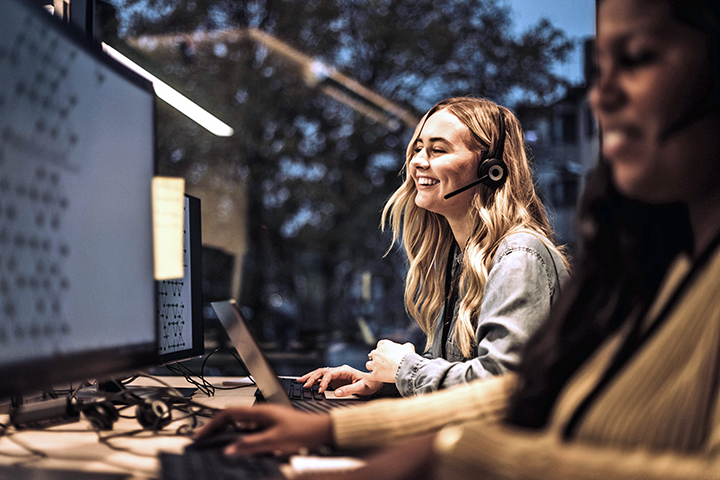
[[157, 194, 204, 364], [0, 0, 158, 400]]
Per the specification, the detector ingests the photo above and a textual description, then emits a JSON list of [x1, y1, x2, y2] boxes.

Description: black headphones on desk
[[135, 395, 173, 430], [80, 395, 173, 431], [81, 400, 120, 431]]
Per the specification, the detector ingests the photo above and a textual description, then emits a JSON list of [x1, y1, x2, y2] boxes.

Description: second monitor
[[157, 194, 203, 365]]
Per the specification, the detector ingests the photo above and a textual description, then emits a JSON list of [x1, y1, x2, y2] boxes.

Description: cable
[[163, 347, 258, 396], [165, 362, 216, 396]]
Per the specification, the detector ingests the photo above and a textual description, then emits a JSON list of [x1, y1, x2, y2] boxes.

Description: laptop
[[211, 300, 369, 412]]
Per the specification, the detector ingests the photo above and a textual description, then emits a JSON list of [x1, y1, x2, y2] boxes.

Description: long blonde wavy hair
[[382, 97, 568, 358]]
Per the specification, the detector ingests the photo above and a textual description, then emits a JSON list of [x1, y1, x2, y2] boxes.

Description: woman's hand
[[193, 405, 333, 456], [367, 339, 416, 383], [299, 365, 383, 397]]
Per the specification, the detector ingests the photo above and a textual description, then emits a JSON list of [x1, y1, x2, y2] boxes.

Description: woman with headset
[[299, 96, 568, 398], [198, 0, 720, 478]]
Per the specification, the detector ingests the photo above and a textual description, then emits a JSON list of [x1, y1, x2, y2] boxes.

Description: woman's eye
[[619, 50, 656, 69]]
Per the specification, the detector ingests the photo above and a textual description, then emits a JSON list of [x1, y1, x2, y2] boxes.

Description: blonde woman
[[301, 97, 569, 398]]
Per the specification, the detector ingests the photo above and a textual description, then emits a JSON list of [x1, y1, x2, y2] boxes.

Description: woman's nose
[[589, 64, 625, 116], [410, 148, 429, 169]]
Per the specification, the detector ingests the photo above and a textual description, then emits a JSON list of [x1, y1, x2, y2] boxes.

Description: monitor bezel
[[158, 194, 204, 365], [0, 0, 160, 400]]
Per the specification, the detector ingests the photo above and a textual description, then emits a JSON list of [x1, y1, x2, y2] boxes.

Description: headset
[[79, 395, 173, 431], [444, 110, 508, 199], [80, 399, 120, 431], [134, 396, 173, 430]]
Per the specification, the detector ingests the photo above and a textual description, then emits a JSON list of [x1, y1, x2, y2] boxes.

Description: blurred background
[[96, 0, 596, 375]]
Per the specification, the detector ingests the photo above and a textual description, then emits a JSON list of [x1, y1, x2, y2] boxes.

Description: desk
[[0, 376, 258, 479]]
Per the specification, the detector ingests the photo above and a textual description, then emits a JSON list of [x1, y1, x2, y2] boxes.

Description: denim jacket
[[395, 232, 569, 397]]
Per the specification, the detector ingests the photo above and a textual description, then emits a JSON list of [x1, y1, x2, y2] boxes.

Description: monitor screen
[[157, 194, 203, 364], [0, 0, 158, 399]]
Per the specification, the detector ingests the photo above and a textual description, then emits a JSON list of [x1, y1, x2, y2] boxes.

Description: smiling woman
[[299, 96, 570, 398]]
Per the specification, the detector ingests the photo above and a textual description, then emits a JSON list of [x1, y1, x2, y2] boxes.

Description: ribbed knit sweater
[[331, 246, 720, 478]]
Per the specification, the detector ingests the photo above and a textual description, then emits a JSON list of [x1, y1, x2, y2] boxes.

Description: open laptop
[[211, 300, 369, 412]]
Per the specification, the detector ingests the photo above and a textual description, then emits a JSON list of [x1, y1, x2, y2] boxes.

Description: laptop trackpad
[[324, 390, 361, 400]]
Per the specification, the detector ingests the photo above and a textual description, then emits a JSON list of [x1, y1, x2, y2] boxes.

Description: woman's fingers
[[299, 365, 369, 392], [194, 407, 268, 439], [225, 427, 285, 456], [335, 376, 383, 397], [318, 366, 354, 392], [298, 367, 328, 387], [221, 407, 333, 456], [335, 381, 367, 397]]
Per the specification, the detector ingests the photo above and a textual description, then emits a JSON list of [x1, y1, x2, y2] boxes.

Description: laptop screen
[[211, 300, 292, 407]]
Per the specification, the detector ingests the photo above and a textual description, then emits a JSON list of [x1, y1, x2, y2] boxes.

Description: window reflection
[[99, 0, 594, 375]]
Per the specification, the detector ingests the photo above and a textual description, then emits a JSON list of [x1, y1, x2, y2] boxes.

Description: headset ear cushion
[[479, 157, 508, 189], [82, 401, 119, 431], [135, 398, 172, 430]]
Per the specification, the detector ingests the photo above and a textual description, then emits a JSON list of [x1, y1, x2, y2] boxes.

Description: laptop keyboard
[[277, 378, 360, 413], [160, 449, 282, 480], [282, 378, 325, 400]]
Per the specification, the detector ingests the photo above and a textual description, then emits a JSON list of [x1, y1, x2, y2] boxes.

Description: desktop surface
[[0, 376, 366, 479], [0, 377, 255, 479]]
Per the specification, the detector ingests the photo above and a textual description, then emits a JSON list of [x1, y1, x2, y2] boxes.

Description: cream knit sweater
[[331, 246, 720, 479]]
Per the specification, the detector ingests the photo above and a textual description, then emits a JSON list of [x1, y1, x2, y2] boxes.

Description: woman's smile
[[416, 176, 440, 187]]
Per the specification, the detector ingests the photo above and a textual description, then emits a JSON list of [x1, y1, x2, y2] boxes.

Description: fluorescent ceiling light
[[102, 43, 234, 137]]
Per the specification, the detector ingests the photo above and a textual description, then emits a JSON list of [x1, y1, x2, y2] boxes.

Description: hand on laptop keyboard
[[298, 365, 383, 397]]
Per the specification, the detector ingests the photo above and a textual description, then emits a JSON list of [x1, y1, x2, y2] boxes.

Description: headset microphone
[[444, 111, 508, 200], [443, 174, 489, 199]]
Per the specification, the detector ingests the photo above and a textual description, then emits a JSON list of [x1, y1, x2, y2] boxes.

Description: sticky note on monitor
[[152, 176, 185, 280]]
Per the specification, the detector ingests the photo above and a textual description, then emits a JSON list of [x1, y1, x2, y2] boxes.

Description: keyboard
[[0, 466, 129, 479], [160, 448, 282, 480], [281, 377, 324, 400], [277, 378, 362, 413]]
